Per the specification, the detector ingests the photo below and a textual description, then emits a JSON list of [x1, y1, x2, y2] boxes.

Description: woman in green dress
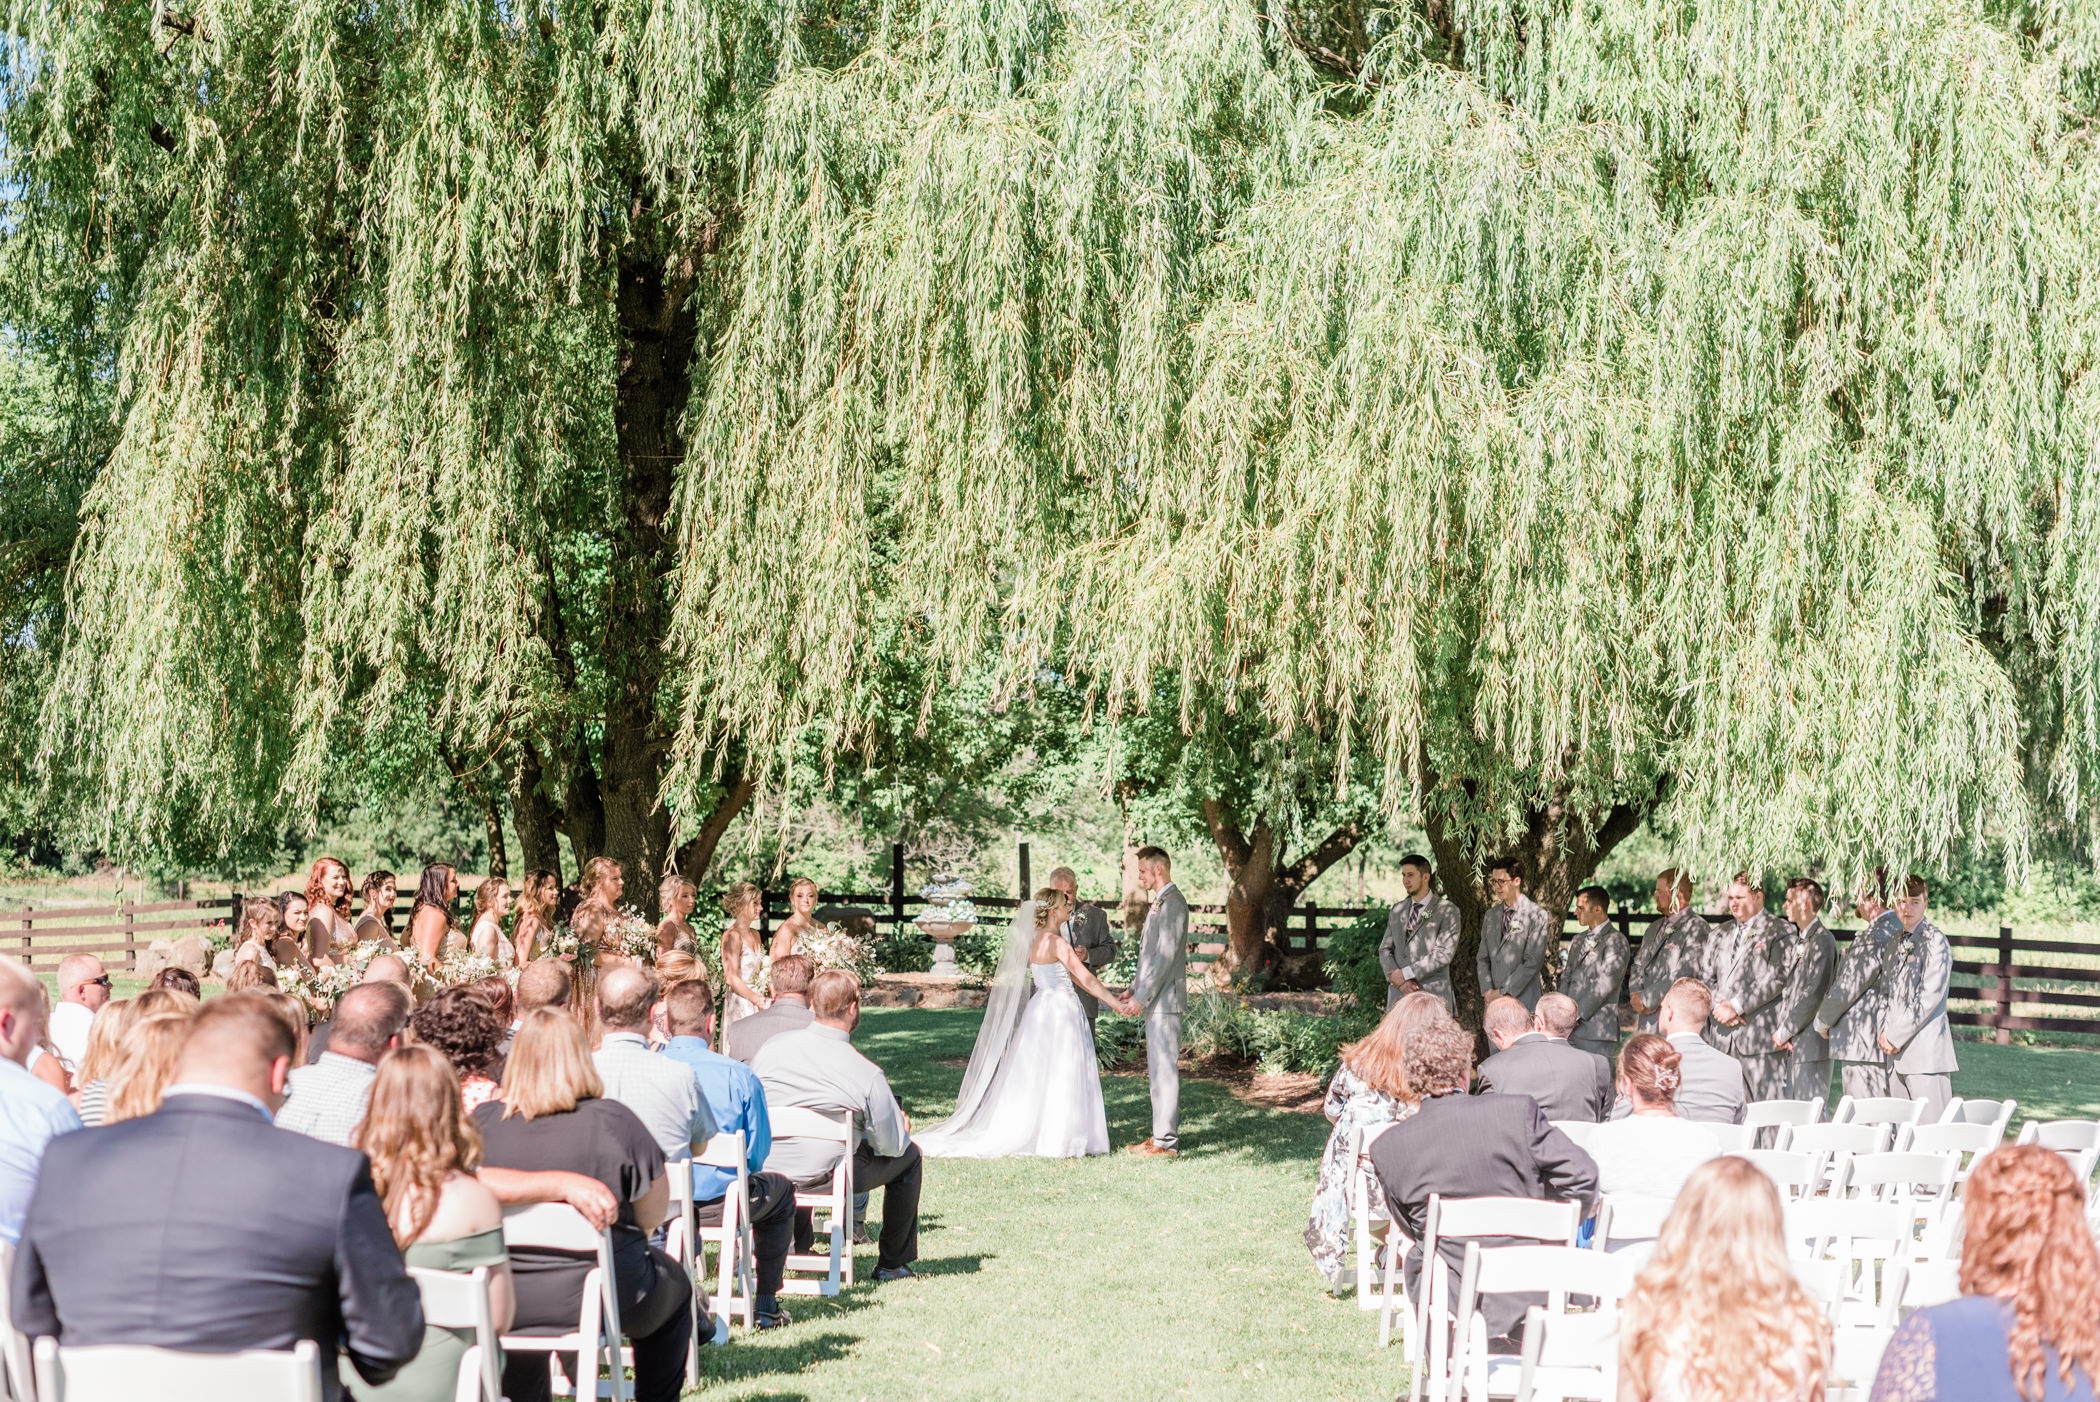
[[349, 1043, 514, 1402]]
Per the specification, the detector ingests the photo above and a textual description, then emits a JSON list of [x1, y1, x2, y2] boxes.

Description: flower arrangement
[[538, 925, 585, 962], [433, 952, 501, 987], [279, 959, 364, 1005], [608, 907, 659, 962], [916, 874, 978, 927], [800, 920, 877, 981]]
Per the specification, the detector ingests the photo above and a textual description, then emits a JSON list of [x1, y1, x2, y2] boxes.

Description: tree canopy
[[5, 0, 2096, 935]]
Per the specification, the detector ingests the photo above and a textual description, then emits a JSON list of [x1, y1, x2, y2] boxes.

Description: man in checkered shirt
[[277, 982, 411, 1147]]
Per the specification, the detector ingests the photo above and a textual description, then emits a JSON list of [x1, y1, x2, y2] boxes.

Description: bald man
[[593, 964, 718, 1159]]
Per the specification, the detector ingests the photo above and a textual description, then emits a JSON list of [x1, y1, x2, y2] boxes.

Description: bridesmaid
[[510, 870, 559, 966], [770, 876, 820, 961], [275, 892, 317, 972], [655, 875, 698, 955], [354, 870, 399, 948], [717, 882, 773, 1043], [304, 856, 356, 966], [468, 879, 516, 967], [409, 863, 462, 964]]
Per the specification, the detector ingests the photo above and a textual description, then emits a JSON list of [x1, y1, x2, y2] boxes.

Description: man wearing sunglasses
[[49, 955, 112, 1073]]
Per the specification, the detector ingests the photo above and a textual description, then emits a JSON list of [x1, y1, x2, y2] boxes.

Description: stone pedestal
[[916, 918, 971, 973]]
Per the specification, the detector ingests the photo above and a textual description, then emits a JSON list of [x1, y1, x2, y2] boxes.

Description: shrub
[[868, 923, 934, 974], [1179, 987, 1375, 1079], [1324, 902, 1392, 1013]]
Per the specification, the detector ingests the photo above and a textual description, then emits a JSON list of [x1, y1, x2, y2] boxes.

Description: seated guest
[[1, 956, 82, 1254], [1366, 1015, 1598, 1339], [262, 988, 316, 1066], [1304, 991, 1448, 1291], [466, 975, 515, 1068], [48, 954, 111, 1072], [309, 953, 417, 1064], [10, 993, 423, 1400], [225, 958, 280, 994], [593, 966, 718, 1160], [1621, 1156, 1827, 1402], [1611, 979, 1746, 1125], [725, 954, 815, 1064], [350, 1044, 514, 1402], [150, 965, 204, 998], [1584, 1033, 1719, 1212], [650, 953, 702, 1043], [1475, 993, 1612, 1123], [280, 982, 412, 1146], [659, 977, 796, 1329], [515, 958, 573, 1025], [752, 970, 921, 1282], [134, 985, 200, 1018], [103, 1011, 196, 1123], [71, 998, 146, 1126], [412, 986, 508, 1112], [472, 1008, 697, 1402], [1870, 1144, 2100, 1402]]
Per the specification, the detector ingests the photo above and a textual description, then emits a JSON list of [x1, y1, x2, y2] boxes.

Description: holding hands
[[1113, 990, 1143, 1017]]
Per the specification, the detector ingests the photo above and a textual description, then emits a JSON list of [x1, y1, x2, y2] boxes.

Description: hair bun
[[1656, 1068, 1681, 1092]]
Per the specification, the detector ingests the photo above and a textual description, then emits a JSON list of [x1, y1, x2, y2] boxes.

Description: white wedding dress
[[917, 916, 1110, 1159]]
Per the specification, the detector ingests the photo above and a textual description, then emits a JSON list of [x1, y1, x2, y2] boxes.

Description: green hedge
[[1323, 902, 1392, 1013]]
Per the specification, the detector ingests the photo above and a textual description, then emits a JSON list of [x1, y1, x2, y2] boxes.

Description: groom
[[1125, 846, 1188, 1158]]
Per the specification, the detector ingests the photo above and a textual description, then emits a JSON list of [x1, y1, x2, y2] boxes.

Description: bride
[[917, 886, 1140, 1159]]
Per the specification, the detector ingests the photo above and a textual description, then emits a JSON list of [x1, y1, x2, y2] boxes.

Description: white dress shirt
[[751, 1025, 910, 1183]]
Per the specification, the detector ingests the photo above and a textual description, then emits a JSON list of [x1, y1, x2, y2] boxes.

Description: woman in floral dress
[[1303, 991, 1450, 1291]]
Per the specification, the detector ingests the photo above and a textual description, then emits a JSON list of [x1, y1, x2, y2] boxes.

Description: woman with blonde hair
[[1869, 1145, 2100, 1402], [649, 952, 701, 1044], [103, 1013, 197, 1124], [717, 880, 772, 1038], [471, 1007, 692, 1402], [1621, 1155, 1828, 1402], [223, 958, 279, 994], [655, 874, 697, 955], [510, 869, 560, 964], [133, 985, 200, 1018], [769, 875, 820, 961], [1303, 990, 1452, 1289], [72, 998, 147, 1126], [467, 878, 516, 967], [348, 1044, 514, 1402]]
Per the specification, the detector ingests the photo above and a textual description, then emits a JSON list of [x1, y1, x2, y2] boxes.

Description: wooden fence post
[[891, 842, 906, 939], [1996, 923, 2014, 1046], [19, 906, 30, 964], [1018, 842, 1030, 900], [123, 900, 136, 974], [1305, 900, 1320, 953]]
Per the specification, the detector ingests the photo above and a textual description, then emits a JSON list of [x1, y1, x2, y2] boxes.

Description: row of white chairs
[[16, 1110, 867, 1402]]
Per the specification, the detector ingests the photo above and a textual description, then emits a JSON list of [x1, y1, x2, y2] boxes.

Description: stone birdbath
[[914, 874, 978, 975]]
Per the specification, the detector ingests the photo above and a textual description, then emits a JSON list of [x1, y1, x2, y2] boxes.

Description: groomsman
[[1874, 875, 1957, 1120], [1126, 847, 1188, 1158], [1558, 885, 1630, 1059], [1814, 874, 1902, 1098], [1775, 878, 1839, 1102], [1377, 854, 1460, 1011], [1705, 873, 1793, 1102], [1475, 859, 1553, 1011], [1628, 870, 1709, 1033], [1049, 866, 1120, 1028]]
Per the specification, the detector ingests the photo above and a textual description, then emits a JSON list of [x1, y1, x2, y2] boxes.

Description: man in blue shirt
[[660, 978, 797, 1330], [1, 956, 83, 1252]]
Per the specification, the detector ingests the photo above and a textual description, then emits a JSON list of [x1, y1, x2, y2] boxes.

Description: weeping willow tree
[[7, 0, 2098, 957]]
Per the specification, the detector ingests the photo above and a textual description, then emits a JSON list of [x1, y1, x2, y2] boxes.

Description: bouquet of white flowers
[[799, 920, 877, 981], [608, 907, 659, 962], [539, 925, 584, 962], [280, 959, 363, 1005], [434, 952, 501, 987]]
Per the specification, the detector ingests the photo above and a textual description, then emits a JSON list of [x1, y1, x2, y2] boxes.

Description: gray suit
[[1777, 918, 1838, 1103], [1611, 1032, 1747, 1125], [1477, 894, 1553, 1010], [1876, 918, 1956, 1119], [1476, 1032, 1612, 1123], [1558, 920, 1630, 1057], [1133, 882, 1189, 1151], [1378, 892, 1461, 1011], [1060, 902, 1120, 1023], [1629, 909, 1710, 1032], [1815, 911, 1900, 1098], [1705, 908, 1793, 1100]]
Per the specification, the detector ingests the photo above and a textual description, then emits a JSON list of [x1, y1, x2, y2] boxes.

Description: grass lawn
[[685, 1010, 2100, 1400]]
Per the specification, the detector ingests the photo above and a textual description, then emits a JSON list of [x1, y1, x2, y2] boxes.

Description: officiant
[[1049, 866, 1120, 1029]]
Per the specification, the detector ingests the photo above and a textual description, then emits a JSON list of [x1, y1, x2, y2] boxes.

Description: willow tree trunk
[[1204, 802, 1365, 986]]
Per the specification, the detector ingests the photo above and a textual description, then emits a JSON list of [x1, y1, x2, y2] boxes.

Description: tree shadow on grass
[[693, 1327, 857, 1389]]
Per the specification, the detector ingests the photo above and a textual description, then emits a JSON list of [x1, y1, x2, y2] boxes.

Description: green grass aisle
[[687, 1005, 1401, 1400]]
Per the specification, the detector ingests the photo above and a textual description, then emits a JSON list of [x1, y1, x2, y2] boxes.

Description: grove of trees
[[5, 0, 2097, 1000]]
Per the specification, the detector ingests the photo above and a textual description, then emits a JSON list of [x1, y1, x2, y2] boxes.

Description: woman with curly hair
[[655, 874, 697, 956], [350, 1043, 513, 1402], [468, 878, 516, 968], [411, 986, 508, 1112], [1620, 1154, 1827, 1402], [510, 869, 560, 965], [303, 855, 356, 965], [1870, 1145, 2100, 1402], [355, 869, 399, 947]]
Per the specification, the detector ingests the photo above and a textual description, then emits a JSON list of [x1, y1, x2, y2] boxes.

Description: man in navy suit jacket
[[9, 993, 423, 1400]]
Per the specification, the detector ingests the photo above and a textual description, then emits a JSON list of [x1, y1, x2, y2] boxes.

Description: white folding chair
[[1835, 1151, 1960, 1257], [31, 1338, 322, 1402], [2014, 1119, 2100, 1192], [1547, 1120, 1601, 1154], [1901, 1259, 1961, 1310], [1745, 1097, 1823, 1148], [1446, 1243, 1634, 1401], [678, 1131, 755, 1332], [1786, 1199, 1913, 1328], [1730, 1149, 1827, 1203], [1590, 1194, 1672, 1252], [1699, 1123, 1753, 1152], [769, 1106, 854, 1296], [1938, 1096, 2015, 1139], [1780, 1121, 1892, 1192], [1835, 1095, 1927, 1132], [408, 1265, 502, 1402], [499, 1203, 627, 1402], [0, 1241, 34, 1402], [1352, 1122, 1409, 1320], [1898, 1123, 2001, 1186], [1393, 1196, 1581, 1402]]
